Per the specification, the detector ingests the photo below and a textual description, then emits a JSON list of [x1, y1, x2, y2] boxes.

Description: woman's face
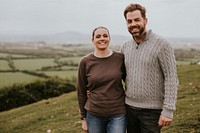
[[92, 28, 110, 51]]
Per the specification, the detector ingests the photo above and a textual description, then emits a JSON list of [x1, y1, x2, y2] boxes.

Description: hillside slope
[[0, 65, 200, 133]]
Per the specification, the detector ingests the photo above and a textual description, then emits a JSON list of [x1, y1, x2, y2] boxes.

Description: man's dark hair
[[124, 3, 146, 19]]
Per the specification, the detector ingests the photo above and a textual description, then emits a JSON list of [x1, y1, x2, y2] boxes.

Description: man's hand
[[158, 115, 172, 127], [86, 90, 90, 98]]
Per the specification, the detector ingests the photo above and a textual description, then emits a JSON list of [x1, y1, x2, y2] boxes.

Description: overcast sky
[[0, 0, 200, 38]]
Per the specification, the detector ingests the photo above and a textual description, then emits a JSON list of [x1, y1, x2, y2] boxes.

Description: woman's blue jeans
[[86, 112, 127, 133]]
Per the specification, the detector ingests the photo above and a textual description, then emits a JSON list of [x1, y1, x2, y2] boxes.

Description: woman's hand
[[82, 119, 88, 133]]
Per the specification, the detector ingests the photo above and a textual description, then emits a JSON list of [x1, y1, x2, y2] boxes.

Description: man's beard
[[129, 26, 145, 37]]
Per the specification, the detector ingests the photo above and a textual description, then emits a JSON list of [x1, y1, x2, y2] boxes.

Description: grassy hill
[[0, 92, 82, 133], [0, 65, 200, 133]]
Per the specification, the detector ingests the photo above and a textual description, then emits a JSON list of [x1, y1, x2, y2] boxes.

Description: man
[[120, 3, 179, 133]]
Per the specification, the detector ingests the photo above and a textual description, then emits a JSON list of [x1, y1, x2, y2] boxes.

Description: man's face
[[126, 10, 147, 37]]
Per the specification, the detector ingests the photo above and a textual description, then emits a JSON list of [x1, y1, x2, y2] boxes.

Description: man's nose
[[130, 21, 137, 26]]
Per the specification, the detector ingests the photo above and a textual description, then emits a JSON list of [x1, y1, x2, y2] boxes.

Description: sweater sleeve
[[158, 41, 179, 119], [77, 58, 88, 118]]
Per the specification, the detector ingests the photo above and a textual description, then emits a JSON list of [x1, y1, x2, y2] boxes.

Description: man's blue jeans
[[86, 112, 127, 133], [126, 105, 162, 133]]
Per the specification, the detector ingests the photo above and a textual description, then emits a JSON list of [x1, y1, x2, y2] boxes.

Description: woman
[[77, 26, 127, 133]]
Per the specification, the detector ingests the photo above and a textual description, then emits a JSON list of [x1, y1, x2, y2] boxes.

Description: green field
[[176, 61, 191, 65], [0, 65, 199, 133], [1, 47, 199, 90], [0, 55, 80, 88], [176, 58, 199, 65], [13, 56, 81, 71], [0, 60, 11, 70], [43, 70, 77, 79], [59, 56, 82, 64], [0, 72, 41, 88], [14, 58, 57, 71], [0, 58, 192, 90], [0, 53, 32, 58]]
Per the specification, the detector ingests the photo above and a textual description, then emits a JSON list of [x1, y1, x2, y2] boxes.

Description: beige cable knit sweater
[[121, 30, 179, 118]]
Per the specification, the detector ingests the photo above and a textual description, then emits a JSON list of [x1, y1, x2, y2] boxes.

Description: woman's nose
[[99, 36, 105, 40]]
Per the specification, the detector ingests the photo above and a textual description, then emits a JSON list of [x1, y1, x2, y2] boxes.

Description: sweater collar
[[144, 29, 153, 41]]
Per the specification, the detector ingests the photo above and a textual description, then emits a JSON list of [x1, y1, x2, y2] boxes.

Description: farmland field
[[0, 48, 81, 88], [0, 72, 41, 88], [14, 58, 57, 71], [43, 70, 77, 79], [0, 60, 196, 89], [59, 56, 82, 63], [0, 53, 32, 58], [0, 48, 199, 89], [176, 58, 199, 65], [0, 60, 11, 70]]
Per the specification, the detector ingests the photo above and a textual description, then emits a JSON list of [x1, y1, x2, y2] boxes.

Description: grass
[[43, 70, 77, 79], [162, 65, 200, 133], [0, 65, 199, 133], [0, 53, 31, 58], [14, 58, 57, 71], [0, 92, 82, 133], [0, 72, 41, 89], [176, 60, 192, 65], [59, 56, 82, 64], [0, 70, 77, 88], [0, 60, 11, 70], [0, 55, 79, 88]]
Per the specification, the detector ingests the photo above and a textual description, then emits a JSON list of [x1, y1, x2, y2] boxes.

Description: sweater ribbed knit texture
[[121, 30, 179, 118]]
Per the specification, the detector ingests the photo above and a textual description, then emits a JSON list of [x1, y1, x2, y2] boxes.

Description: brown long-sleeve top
[[77, 51, 126, 118]]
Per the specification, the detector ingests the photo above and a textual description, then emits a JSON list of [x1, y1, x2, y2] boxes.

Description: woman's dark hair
[[92, 26, 110, 40]]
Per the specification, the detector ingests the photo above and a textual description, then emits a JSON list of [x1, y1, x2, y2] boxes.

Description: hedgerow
[[0, 77, 76, 111]]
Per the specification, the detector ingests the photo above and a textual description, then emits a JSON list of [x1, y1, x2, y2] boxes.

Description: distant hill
[[0, 31, 200, 47], [0, 31, 131, 44]]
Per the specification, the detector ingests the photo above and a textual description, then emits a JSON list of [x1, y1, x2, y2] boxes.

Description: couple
[[77, 3, 179, 133]]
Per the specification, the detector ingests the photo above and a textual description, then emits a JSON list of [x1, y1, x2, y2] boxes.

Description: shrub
[[0, 77, 76, 111]]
